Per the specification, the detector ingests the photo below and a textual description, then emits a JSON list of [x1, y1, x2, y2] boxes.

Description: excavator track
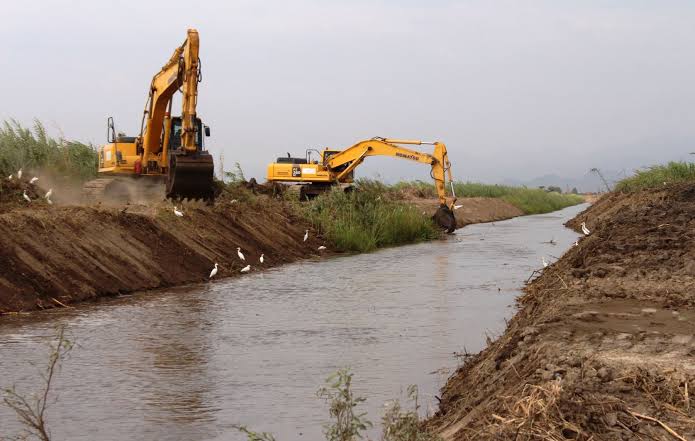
[[82, 176, 166, 204], [166, 151, 215, 201], [82, 178, 130, 203]]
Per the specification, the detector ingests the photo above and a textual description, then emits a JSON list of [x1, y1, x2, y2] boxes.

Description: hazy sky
[[3, 0, 695, 183]]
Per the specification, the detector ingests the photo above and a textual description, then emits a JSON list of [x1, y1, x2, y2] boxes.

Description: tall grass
[[299, 184, 438, 253], [615, 161, 695, 192], [389, 180, 584, 215], [0, 119, 97, 181]]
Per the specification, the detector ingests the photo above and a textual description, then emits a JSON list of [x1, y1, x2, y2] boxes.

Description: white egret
[[581, 222, 590, 236], [303, 229, 309, 242], [45, 188, 53, 199], [573, 240, 579, 247], [259, 254, 264, 263], [318, 246, 327, 251], [237, 247, 245, 261], [22, 190, 31, 203], [542, 256, 548, 268], [29, 177, 38, 184], [209, 263, 218, 278], [17, 169, 22, 179], [173, 206, 184, 217], [230, 199, 238, 204], [453, 204, 463, 210], [7, 174, 12, 180], [240, 265, 251, 273]]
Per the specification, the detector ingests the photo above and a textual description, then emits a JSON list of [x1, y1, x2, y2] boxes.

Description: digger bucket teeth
[[166, 151, 215, 201], [433, 204, 457, 233]]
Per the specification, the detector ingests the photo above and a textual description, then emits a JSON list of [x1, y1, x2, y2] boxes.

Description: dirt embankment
[[0, 180, 525, 314], [428, 183, 695, 440], [0, 189, 329, 314]]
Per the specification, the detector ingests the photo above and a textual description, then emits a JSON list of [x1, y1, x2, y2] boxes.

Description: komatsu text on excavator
[[84, 28, 215, 202], [266, 137, 458, 232]]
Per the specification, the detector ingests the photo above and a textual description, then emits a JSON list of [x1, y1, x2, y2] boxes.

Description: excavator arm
[[325, 138, 456, 207], [141, 29, 199, 157], [325, 138, 458, 232]]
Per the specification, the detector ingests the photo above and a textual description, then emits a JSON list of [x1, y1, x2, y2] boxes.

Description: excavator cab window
[[169, 117, 204, 151]]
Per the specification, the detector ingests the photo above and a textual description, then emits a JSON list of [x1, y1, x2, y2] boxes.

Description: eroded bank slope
[[428, 183, 695, 440]]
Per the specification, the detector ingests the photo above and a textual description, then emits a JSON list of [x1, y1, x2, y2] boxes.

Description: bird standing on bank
[[173, 206, 184, 217], [259, 254, 264, 264], [17, 169, 22, 179], [241, 265, 251, 273], [303, 229, 309, 242], [573, 240, 579, 247], [542, 256, 548, 268], [29, 177, 38, 184], [22, 190, 31, 203], [581, 222, 590, 236], [318, 246, 326, 251], [209, 263, 218, 278], [237, 247, 245, 261], [7, 174, 12, 180]]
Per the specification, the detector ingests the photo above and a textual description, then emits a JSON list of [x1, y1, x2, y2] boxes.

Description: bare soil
[[427, 183, 695, 440], [0, 181, 524, 314]]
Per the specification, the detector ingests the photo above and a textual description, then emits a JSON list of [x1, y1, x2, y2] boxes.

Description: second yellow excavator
[[266, 137, 458, 232], [84, 28, 215, 202]]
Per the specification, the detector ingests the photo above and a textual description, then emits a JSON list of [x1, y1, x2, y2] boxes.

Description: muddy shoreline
[[428, 183, 695, 440], [0, 193, 523, 315]]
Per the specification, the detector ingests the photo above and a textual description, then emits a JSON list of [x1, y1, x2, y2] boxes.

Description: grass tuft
[[615, 161, 695, 193]]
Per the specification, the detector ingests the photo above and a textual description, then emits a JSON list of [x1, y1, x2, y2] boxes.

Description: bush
[[615, 161, 695, 192], [0, 119, 97, 181]]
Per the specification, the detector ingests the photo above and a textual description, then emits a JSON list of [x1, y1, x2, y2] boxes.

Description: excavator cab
[[168, 117, 208, 152]]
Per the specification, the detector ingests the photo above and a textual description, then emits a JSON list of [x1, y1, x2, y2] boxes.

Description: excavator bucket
[[166, 151, 215, 201], [433, 204, 457, 233]]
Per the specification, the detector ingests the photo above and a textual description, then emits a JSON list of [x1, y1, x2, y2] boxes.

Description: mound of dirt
[[0, 191, 331, 314], [0, 178, 45, 210], [428, 183, 695, 440]]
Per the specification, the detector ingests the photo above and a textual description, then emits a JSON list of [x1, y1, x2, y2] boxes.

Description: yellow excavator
[[84, 28, 215, 202], [266, 137, 458, 232]]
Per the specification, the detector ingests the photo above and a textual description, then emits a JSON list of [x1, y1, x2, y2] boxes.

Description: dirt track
[[0, 181, 526, 314], [428, 183, 695, 440]]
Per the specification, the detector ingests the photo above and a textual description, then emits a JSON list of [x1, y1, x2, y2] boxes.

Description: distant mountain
[[500, 170, 629, 193]]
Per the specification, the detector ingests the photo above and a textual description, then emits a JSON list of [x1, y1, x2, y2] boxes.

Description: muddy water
[[0, 204, 586, 440]]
